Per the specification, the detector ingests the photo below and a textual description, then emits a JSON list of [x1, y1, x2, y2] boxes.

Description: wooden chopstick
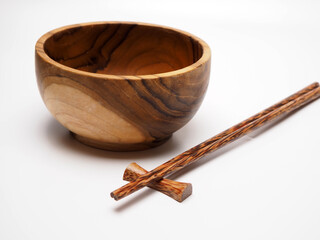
[[111, 82, 320, 201]]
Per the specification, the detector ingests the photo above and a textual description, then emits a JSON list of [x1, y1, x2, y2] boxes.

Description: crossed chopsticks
[[111, 82, 320, 202]]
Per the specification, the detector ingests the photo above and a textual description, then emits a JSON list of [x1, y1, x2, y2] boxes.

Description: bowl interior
[[43, 23, 203, 75]]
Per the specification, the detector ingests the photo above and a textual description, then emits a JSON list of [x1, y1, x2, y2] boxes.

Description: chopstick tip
[[110, 192, 118, 201]]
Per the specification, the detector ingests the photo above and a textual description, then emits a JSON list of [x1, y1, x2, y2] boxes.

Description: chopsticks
[[111, 82, 320, 201]]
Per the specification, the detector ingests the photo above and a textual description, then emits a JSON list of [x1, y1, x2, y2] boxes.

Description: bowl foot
[[70, 132, 172, 152]]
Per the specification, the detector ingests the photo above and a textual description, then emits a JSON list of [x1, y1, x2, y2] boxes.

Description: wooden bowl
[[35, 22, 211, 151]]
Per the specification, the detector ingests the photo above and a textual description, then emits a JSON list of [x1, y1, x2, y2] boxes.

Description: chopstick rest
[[123, 163, 192, 202]]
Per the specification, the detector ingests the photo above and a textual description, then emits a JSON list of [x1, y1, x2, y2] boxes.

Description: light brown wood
[[35, 22, 211, 151], [123, 163, 192, 202], [111, 82, 320, 201]]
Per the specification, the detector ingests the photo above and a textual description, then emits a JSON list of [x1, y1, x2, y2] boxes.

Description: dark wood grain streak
[[111, 82, 320, 200], [54, 26, 111, 61]]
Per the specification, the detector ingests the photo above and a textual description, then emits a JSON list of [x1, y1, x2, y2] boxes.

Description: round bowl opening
[[43, 23, 204, 75]]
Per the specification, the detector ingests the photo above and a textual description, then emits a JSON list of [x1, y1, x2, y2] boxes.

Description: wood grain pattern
[[111, 82, 320, 200], [123, 163, 192, 202], [35, 22, 211, 151]]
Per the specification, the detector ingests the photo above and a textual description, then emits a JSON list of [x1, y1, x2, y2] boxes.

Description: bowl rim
[[35, 21, 211, 80]]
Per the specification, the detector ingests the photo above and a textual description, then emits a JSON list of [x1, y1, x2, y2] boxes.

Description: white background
[[0, 0, 319, 239]]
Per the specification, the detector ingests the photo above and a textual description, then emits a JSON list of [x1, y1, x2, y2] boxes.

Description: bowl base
[[70, 132, 172, 152]]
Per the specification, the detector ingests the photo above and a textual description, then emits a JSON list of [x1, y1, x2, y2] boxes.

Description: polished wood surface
[[123, 163, 192, 202], [35, 22, 211, 151], [111, 82, 320, 201]]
